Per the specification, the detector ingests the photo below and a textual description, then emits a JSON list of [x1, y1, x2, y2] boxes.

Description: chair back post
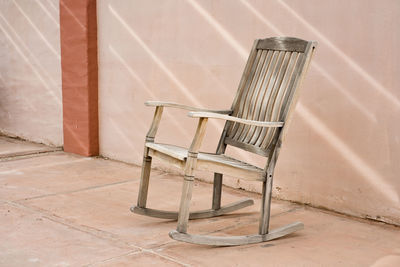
[[212, 40, 260, 210], [259, 40, 317, 235], [279, 42, 318, 143], [215, 40, 260, 155]]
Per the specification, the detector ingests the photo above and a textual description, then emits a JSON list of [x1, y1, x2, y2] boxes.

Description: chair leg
[[212, 173, 223, 210], [132, 152, 253, 220], [169, 162, 304, 246], [259, 171, 274, 235], [170, 148, 304, 246], [137, 148, 152, 208], [176, 175, 195, 233]]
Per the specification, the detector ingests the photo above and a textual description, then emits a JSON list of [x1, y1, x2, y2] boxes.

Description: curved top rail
[[256, 37, 314, 52]]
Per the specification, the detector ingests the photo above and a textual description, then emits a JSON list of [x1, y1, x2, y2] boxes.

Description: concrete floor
[[1, 136, 399, 267]]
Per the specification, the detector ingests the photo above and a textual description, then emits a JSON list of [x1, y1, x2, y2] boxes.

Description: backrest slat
[[258, 51, 301, 148], [240, 50, 274, 143], [232, 50, 269, 140], [244, 50, 290, 144], [245, 51, 281, 144], [222, 37, 316, 157], [228, 49, 263, 138]]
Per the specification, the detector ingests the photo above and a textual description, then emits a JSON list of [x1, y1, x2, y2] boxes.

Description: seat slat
[[146, 143, 264, 180], [146, 142, 187, 160]]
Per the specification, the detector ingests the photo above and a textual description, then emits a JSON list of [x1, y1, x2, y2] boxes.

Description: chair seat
[[146, 142, 265, 181]]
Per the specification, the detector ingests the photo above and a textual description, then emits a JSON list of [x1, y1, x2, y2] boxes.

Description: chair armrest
[[188, 112, 284, 127], [145, 101, 232, 114]]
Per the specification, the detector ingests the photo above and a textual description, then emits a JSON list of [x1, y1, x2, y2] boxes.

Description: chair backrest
[[222, 37, 317, 157]]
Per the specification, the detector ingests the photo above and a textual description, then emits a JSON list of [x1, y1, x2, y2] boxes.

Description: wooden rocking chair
[[131, 37, 317, 246]]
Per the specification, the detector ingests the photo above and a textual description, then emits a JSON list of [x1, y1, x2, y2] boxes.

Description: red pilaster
[[60, 0, 98, 156]]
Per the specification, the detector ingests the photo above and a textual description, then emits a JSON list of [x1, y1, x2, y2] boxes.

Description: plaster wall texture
[[0, 0, 62, 146], [97, 0, 400, 225]]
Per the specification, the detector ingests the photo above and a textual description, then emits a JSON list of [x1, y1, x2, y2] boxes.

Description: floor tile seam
[[15, 179, 135, 201], [6, 200, 136, 250], [142, 249, 194, 267], [6, 199, 191, 266], [82, 250, 142, 266], [7, 200, 193, 266], [83, 243, 193, 267], [0, 148, 63, 161], [0, 156, 90, 173]]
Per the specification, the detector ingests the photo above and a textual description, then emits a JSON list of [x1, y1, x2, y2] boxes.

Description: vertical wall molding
[[60, 0, 98, 156]]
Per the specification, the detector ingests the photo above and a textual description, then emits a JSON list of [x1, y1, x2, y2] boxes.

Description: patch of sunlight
[[108, 46, 150, 91], [278, 0, 400, 109], [64, 124, 94, 154], [108, 45, 192, 139], [35, 0, 60, 28], [44, 0, 58, 13], [0, 72, 37, 111], [108, 5, 226, 138], [239, 0, 283, 34], [59, 0, 86, 30], [109, 5, 205, 108], [186, 0, 248, 60], [313, 64, 377, 122], [371, 251, 400, 267], [239, 0, 377, 122], [0, 20, 61, 105], [297, 103, 399, 205], [187, 51, 230, 95], [0, 13, 59, 89], [107, 119, 142, 160], [12, 0, 60, 60]]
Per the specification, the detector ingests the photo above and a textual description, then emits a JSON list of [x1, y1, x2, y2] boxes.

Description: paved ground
[[1, 136, 399, 266]]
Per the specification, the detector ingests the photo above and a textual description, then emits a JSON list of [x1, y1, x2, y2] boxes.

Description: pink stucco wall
[[0, 0, 62, 146], [97, 0, 400, 225]]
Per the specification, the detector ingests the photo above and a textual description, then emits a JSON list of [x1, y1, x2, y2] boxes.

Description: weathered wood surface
[[256, 37, 309, 52], [145, 101, 232, 114], [145, 106, 163, 142], [145, 142, 265, 181], [136, 152, 152, 208], [131, 198, 254, 220], [133, 37, 317, 246], [177, 118, 209, 233], [188, 111, 284, 128], [169, 221, 304, 246]]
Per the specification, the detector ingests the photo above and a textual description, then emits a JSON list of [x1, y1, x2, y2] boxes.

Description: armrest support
[[188, 112, 284, 128], [145, 101, 232, 114], [146, 106, 163, 142]]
